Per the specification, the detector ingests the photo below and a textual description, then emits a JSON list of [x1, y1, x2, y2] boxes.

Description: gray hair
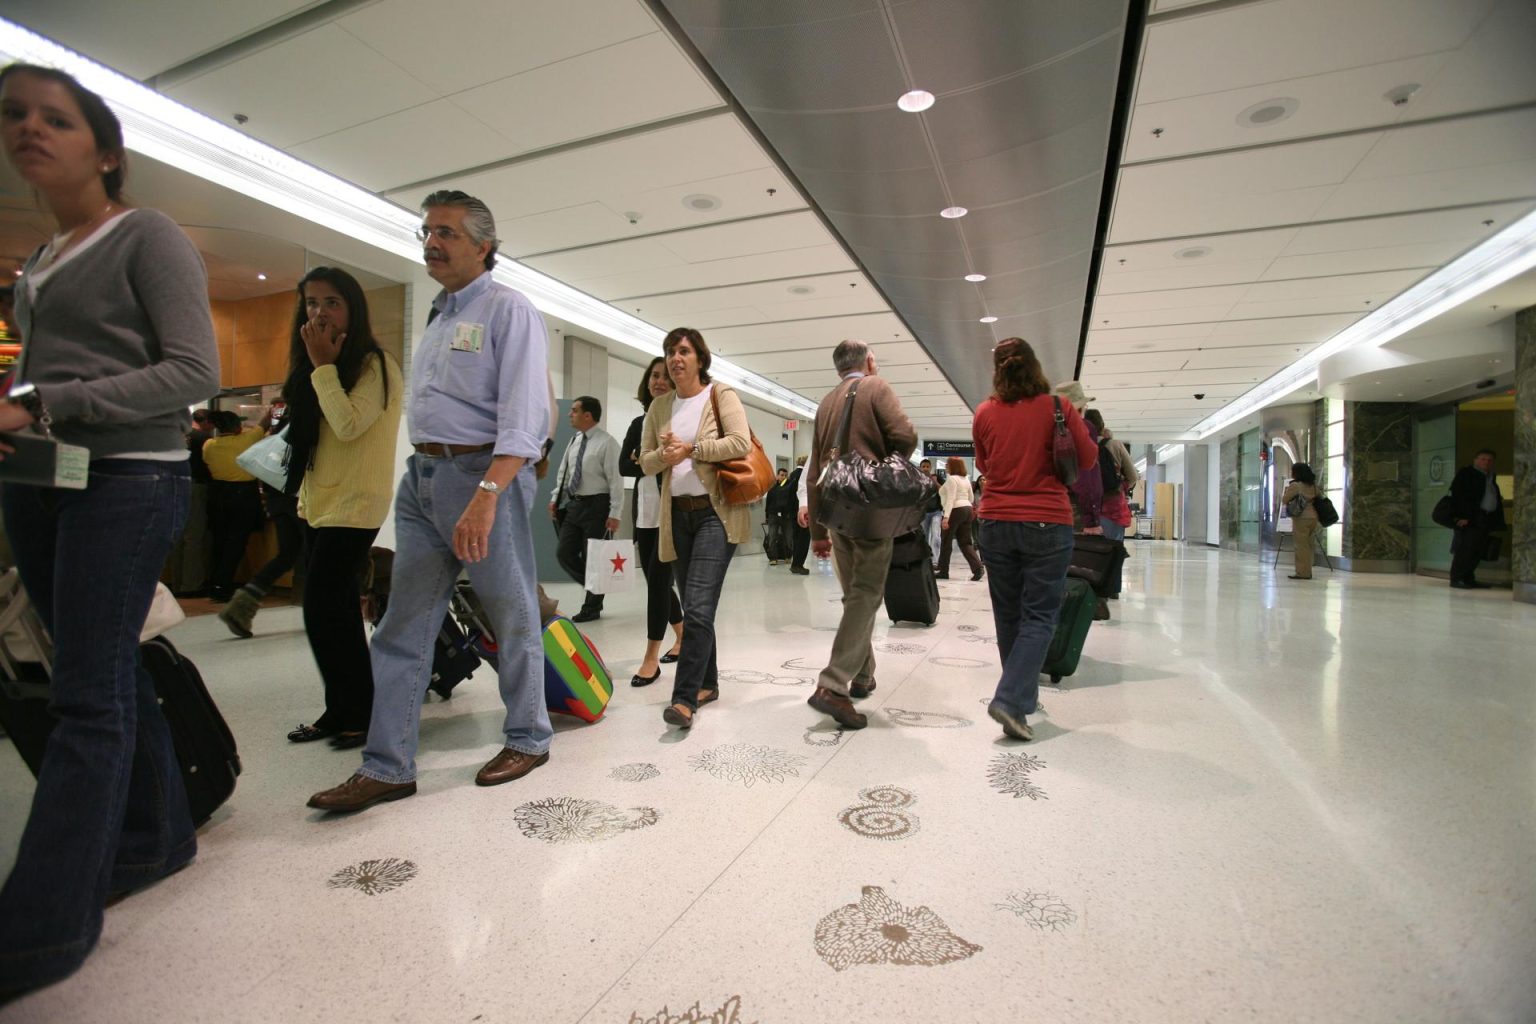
[[832, 339, 870, 375], [421, 189, 500, 270]]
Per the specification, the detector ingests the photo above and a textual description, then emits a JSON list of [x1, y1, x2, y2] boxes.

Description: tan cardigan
[[638, 382, 753, 560], [299, 351, 403, 530]]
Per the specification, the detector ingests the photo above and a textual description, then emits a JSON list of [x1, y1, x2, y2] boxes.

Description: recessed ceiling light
[[682, 193, 721, 212], [964, 273, 987, 282], [940, 206, 968, 219], [979, 316, 998, 324], [256, 272, 267, 281], [1383, 83, 1420, 107], [787, 285, 815, 295], [897, 89, 935, 113], [1237, 97, 1298, 127], [1175, 246, 1212, 260]]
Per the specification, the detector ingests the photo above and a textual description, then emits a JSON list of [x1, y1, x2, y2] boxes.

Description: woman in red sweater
[[973, 338, 1097, 741]]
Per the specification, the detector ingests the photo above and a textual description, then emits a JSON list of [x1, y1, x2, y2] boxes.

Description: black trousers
[[248, 486, 304, 593], [1450, 522, 1492, 584], [635, 526, 683, 643], [302, 525, 379, 733], [939, 505, 983, 576], [206, 480, 262, 596], [791, 521, 811, 570], [556, 495, 612, 612]]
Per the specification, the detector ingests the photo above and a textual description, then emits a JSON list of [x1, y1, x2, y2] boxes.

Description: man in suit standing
[[804, 339, 917, 730], [549, 396, 623, 621], [788, 455, 811, 575], [1448, 448, 1505, 590]]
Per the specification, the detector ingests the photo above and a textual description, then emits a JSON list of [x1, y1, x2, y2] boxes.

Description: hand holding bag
[[707, 386, 775, 505], [235, 426, 292, 491], [1051, 396, 1079, 486], [815, 380, 936, 540]]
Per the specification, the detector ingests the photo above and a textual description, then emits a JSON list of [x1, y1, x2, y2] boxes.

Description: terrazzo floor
[[1, 543, 1533, 1023]]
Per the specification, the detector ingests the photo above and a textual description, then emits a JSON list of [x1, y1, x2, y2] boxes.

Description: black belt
[[672, 494, 713, 511], [414, 442, 493, 457]]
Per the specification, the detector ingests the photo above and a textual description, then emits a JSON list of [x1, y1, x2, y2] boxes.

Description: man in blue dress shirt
[[309, 190, 553, 812]]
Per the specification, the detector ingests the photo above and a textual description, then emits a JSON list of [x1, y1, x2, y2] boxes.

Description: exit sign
[[783, 420, 799, 431]]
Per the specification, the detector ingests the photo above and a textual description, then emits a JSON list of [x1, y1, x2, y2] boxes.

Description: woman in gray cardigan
[[0, 64, 220, 997]]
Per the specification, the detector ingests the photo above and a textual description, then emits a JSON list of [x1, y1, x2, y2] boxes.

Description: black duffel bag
[[815, 381, 935, 540]]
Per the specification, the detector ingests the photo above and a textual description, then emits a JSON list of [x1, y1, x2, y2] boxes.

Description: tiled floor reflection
[[1, 544, 1533, 1022]]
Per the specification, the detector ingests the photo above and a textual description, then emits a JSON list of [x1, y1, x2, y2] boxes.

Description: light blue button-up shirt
[[408, 270, 549, 460]]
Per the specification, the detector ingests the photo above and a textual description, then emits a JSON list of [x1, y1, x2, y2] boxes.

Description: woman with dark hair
[[937, 455, 983, 581], [619, 356, 684, 686], [0, 63, 219, 994], [640, 327, 752, 729], [972, 338, 1096, 742], [1280, 462, 1319, 581], [263, 267, 403, 748]]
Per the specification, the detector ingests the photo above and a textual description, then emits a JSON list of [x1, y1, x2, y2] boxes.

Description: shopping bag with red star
[[584, 537, 636, 595]]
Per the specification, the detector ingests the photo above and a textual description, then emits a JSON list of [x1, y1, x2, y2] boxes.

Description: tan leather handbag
[[708, 386, 775, 505]]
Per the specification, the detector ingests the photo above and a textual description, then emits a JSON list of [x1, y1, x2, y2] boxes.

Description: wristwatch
[[691, 442, 701, 458], [6, 382, 51, 433], [477, 479, 501, 495]]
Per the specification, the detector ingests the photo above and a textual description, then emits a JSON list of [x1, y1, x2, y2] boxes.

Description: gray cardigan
[[17, 209, 220, 458]]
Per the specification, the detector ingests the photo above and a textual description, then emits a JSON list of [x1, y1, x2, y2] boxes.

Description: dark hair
[[420, 189, 498, 270], [213, 410, 243, 435], [946, 456, 967, 477], [662, 327, 712, 385], [991, 337, 1050, 402], [1475, 448, 1496, 459], [574, 394, 602, 423], [636, 356, 668, 410], [1083, 408, 1105, 431], [1291, 462, 1316, 485], [191, 409, 210, 425], [0, 64, 126, 201], [281, 266, 388, 492]]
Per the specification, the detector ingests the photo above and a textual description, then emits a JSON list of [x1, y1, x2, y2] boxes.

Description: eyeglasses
[[417, 225, 464, 243]]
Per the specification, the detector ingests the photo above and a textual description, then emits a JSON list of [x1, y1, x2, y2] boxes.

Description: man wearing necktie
[[550, 396, 622, 621]]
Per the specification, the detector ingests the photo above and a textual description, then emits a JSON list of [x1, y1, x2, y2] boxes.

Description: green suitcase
[[1043, 576, 1095, 683]]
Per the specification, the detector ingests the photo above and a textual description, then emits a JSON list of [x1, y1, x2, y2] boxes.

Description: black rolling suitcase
[[884, 530, 941, 626], [429, 612, 482, 700], [1067, 534, 1127, 597], [140, 636, 242, 826]]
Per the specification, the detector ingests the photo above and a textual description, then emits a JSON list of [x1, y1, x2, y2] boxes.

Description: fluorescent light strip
[[0, 18, 819, 420], [1156, 444, 1178, 460], [1189, 206, 1536, 440]]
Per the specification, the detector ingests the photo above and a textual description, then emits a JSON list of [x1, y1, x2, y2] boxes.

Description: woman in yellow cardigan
[[228, 267, 401, 748], [639, 327, 751, 729]]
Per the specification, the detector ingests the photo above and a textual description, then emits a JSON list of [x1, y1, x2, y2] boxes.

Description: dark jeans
[[248, 486, 304, 593], [979, 519, 1074, 718], [302, 524, 379, 733], [791, 521, 810, 570], [206, 479, 262, 596], [939, 505, 982, 576], [635, 525, 682, 643], [0, 461, 195, 994], [670, 502, 735, 710], [556, 494, 611, 613], [1450, 522, 1492, 584]]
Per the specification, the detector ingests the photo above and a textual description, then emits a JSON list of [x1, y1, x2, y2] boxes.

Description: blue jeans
[[669, 503, 735, 710], [0, 460, 194, 993], [923, 511, 942, 562], [978, 519, 1074, 718], [360, 452, 550, 784]]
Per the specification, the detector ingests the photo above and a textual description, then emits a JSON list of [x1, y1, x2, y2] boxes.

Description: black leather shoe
[[660, 650, 681, 664], [631, 668, 662, 687], [572, 609, 600, 623], [288, 724, 337, 743], [328, 731, 367, 750], [789, 566, 810, 576]]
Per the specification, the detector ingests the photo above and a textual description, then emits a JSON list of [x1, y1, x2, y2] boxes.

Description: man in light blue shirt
[[309, 190, 554, 812]]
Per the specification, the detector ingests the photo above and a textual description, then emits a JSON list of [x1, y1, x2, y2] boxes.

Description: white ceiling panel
[[498, 204, 637, 259], [338, 0, 658, 96], [1182, 346, 1309, 370], [164, 26, 438, 149], [626, 272, 869, 319], [450, 33, 719, 155], [1205, 314, 1359, 342], [654, 210, 827, 264], [1284, 201, 1534, 254], [1225, 295, 1398, 320], [1089, 382, 1251, 401], [1097, 304, 1253, 329], [1099, 259, 1276, 294], [1410, 0, 1536, 119], [768, 363, 949, 387], [703, 314, 912, 355], [1260, 244, 1446, 280], [732, 341, 930, 374], [1316, 161, 1536, 224], [574, 245, 856, 301], [1240, 269, 1426, 302], [1093, 284, 1249, 314], [287, 100, 513, 193], [521, 237, 684, 282], [1105, 227, 1299, 267]]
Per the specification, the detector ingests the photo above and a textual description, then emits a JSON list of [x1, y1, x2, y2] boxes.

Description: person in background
[[164, 406, 216, 596], [1083, 408, 1137, 600], [919, 458, 943, 562], [639, 327, 752, 730], [218, 402, 302, 638], [1447, 449, 1505, 590], [0, 62, 219, 996], [972, 338, 1096, 743], [937, 456, 983, 581], [789, 454, 812, 575], [619, 356, 684, 687], [549, 395, 623, 623], [1279, 462, 1320, 582], [201, 410, 264, 602], [765, 466, 795, 565]]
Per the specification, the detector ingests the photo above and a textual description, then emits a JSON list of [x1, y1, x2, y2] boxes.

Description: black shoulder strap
[[830, 379, 860, 459]]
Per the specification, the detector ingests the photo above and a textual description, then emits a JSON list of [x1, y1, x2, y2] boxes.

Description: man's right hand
[[548, 502, 559, 522], [797, 507, 809, 528]]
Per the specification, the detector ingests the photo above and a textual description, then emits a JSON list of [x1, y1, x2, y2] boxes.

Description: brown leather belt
[[414, 442, 494, 457], [672, 494, 713, 511]]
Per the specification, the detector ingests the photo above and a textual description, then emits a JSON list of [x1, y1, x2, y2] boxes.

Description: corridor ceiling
[[3, 0, 1535, 442]]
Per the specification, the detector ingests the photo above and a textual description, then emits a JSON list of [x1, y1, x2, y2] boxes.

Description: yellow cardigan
[[639, 382, 753, 560], [299, 352, 403, 530]]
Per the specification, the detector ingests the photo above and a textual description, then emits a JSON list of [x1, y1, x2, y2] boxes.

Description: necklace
[[37, 202, 117, 272]]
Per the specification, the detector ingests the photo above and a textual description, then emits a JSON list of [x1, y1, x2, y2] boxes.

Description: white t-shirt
[[636, 473, 662, 529], [668, 384, 713, 497]]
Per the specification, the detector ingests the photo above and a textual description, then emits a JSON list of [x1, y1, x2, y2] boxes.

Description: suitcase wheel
[[1050, 674, 1062, 683]]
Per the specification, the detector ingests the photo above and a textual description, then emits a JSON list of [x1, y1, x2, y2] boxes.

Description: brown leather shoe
[[475, 748, 550, 787], [696, 689, 719, 707], [307, 773, 416, 812], [850, 678, 876, 699], [808, 687, 867, 729]]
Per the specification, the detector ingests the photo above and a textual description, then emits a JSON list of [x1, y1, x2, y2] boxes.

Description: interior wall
[[211, 284, 406, 390]]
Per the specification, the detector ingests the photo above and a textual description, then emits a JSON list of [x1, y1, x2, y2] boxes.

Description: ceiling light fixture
[[681, 194, 720, 212], [964, 273, 987, 282], [1175, 246, 1212, 260], [979, 316, 998, 324], [0, 18, 820, 420], [256, 272, 267, 281], [940, 206, 968, 219], [787, 285, 815, 295], [1237, 97, 1299, 127], [1383, 83, 1420, 107], [897, 89, 935, 113]]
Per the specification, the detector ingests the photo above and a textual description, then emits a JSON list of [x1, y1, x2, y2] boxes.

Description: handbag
[[584, 535, 637, 595], [1051, 397, 1079, 486], [707, 386, 775, 505], [814, 380, 936, 540], [235, 427, 292, 491], [1431, 494, 1456, 528]]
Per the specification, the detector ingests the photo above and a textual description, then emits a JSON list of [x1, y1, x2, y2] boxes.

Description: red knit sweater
[[974, 394, 1097, 524]]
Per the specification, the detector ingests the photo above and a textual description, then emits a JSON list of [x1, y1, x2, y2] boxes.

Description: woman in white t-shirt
[[619, 357, 684, 686], [639, 327, 752, 729]]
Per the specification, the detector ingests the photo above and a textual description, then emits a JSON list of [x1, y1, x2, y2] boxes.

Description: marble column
[[1220, 436, 1240, 549], [1340, 402, 1414, 572], [1515, 307, 1535, 604]]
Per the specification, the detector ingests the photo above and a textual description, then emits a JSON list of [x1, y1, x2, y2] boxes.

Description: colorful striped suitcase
[[542, 616, 613, 722]]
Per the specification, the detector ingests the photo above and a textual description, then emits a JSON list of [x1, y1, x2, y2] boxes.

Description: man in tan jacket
[[805, 339, 917, 729]]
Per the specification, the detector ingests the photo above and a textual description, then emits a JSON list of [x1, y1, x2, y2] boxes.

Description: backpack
[[1285, 492, 1310, 518], [1098, 441, 1122, 494], [1312, 495, 1340, 528]]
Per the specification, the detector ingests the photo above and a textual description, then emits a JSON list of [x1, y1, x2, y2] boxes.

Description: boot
[[218, 585, 263, 639], [1093, 597, 1110, 621]]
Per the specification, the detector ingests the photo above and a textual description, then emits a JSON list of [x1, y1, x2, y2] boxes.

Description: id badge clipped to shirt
[[451, 322, 485, 354]]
